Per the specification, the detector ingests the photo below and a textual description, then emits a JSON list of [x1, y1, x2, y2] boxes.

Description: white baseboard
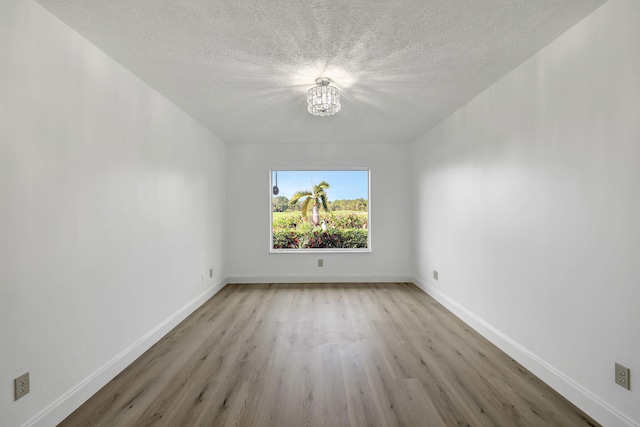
[[225, 274, 414, 284], [25, 280, 226, 427], [412, 276, 636, 427]]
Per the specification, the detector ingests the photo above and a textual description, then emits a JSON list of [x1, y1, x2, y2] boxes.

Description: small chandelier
[[307, 77, 341, 116]]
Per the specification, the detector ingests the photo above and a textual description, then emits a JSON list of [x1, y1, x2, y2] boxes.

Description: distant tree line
[[272, 196, 367, 213], [272, 196, 293, 212], [330, 198, 368, 212]]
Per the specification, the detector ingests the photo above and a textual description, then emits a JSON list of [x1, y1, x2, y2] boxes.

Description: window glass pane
[[271, 170, 370, 252]]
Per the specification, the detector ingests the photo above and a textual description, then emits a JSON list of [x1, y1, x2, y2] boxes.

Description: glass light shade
[[307, 78, 341, 116]]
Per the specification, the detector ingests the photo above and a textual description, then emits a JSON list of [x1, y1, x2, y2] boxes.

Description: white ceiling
[[37, 0, 606, 145]]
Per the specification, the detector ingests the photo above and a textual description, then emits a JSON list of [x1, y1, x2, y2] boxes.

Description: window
[[270, 169, 370, 252]]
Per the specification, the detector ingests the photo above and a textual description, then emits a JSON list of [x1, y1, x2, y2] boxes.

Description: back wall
[[225, 143, 412, 283]]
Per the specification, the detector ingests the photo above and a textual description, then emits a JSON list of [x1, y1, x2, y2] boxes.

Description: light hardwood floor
[[60, 283, 600, 426]]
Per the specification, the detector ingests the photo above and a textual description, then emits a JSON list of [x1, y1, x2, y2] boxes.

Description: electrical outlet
[[433, 270, 439, 280], [209, 268, 213, 278], [318, 259, 324, 267], [15, 372, 29, 400], [615, 363, 630, 390]]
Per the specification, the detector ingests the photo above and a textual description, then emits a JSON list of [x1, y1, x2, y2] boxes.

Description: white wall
[[0, 1, 226, 426], [226, 143, 412, 283], [411, 0, 639, 425]]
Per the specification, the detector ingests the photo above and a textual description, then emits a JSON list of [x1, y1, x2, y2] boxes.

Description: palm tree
[[289, 181, 331, 226]]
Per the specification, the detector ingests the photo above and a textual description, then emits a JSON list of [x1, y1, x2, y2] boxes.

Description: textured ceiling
[[37, 0, 606, 145]]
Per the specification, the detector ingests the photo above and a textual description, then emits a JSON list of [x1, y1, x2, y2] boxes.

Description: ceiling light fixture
[[307, 77, 341, 116]]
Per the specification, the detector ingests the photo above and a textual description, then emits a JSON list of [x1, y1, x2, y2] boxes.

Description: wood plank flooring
[[59, 283, 600, 427]]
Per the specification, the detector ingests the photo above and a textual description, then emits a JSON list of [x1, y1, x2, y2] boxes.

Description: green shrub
[[273, 212, 368, 231], [272, 215, 303, 230], [331, 229, 368, 248], [272, 229, 368, 249], [273, 230, 304, 249], [326, 213, 368, 230]]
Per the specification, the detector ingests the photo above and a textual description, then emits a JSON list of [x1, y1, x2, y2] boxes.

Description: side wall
[[0, 2, 227, 426], [411, 0, 639, 425], [226, 143, 412, 283]]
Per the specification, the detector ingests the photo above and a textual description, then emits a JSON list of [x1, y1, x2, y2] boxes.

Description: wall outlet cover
[[15, 372, 30, 400], [615, 362, 630, 390]]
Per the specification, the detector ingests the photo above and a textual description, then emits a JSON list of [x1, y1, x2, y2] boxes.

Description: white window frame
[[269, 168, 371, 253]]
